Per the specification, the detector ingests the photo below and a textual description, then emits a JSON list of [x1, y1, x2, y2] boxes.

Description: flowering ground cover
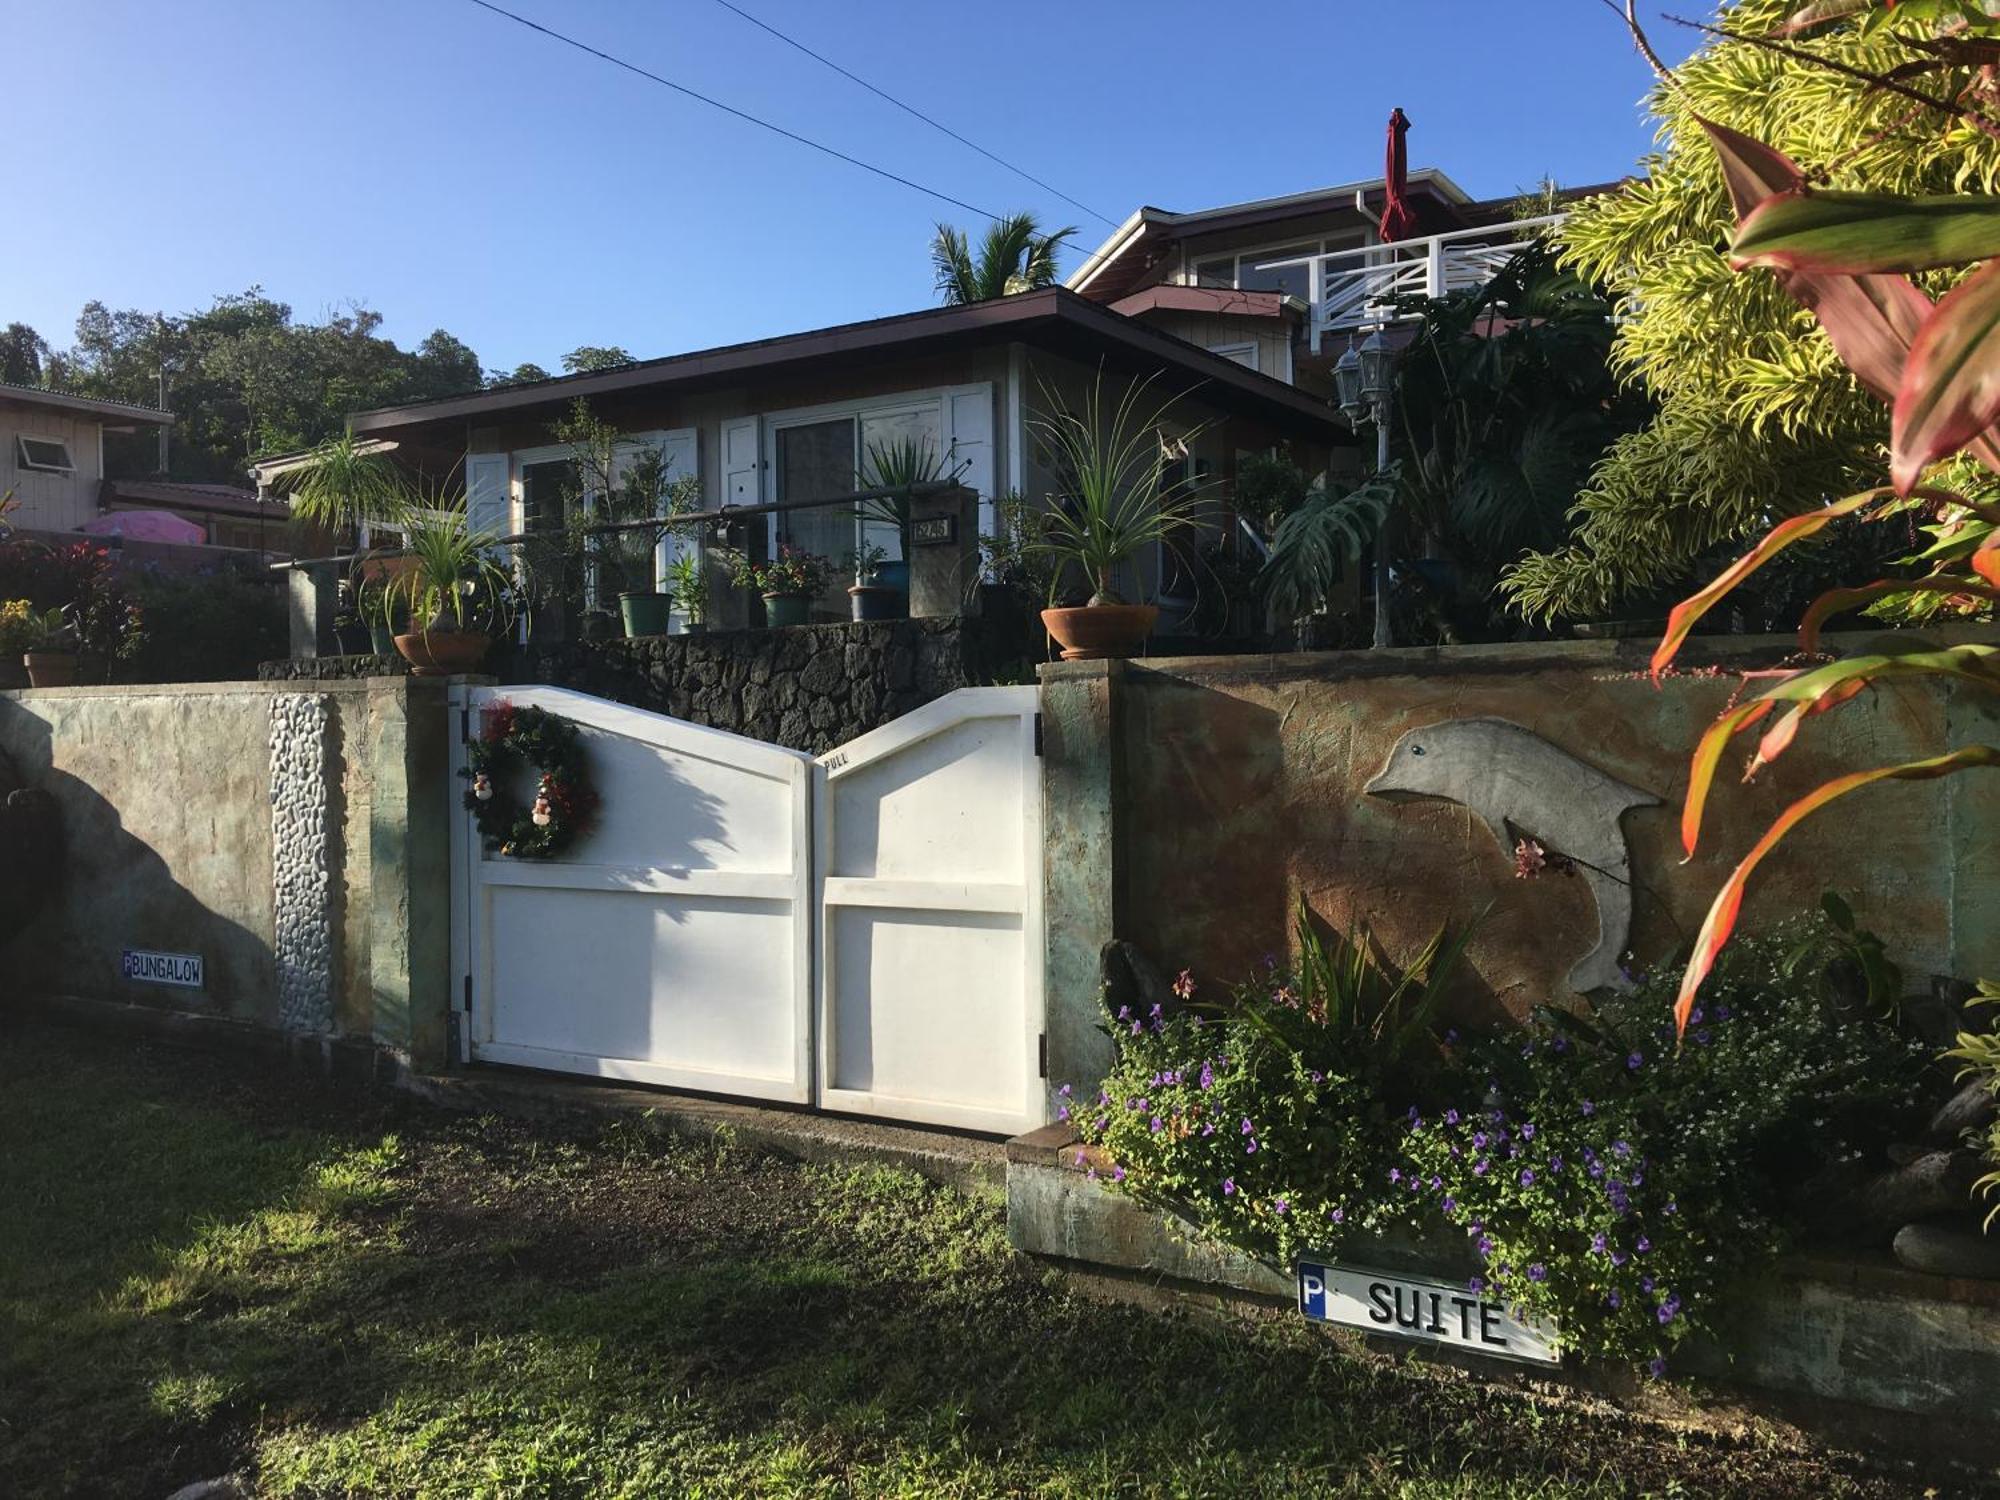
[[0, 1020, 1955, 1498]]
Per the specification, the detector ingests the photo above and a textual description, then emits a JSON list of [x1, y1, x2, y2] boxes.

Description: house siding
[[0, 401, 104, 532]]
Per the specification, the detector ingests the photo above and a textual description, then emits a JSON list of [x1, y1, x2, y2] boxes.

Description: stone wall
[[0, 678, 453, 1068], [261, 653, 409, 682], [489, 615, 1033, 755], [1038, 625, 2000, 1089]]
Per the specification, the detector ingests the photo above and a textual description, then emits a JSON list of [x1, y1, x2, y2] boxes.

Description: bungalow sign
[[1298, 1258, 1560, 1366], [121, 948, 204, 989]]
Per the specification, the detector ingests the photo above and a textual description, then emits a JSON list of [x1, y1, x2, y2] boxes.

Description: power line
[[709, 0, 1115, 230], [462, 0, 1003, 224]]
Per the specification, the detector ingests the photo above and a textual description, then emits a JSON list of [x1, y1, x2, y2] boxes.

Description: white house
[[0, 383, 173, 533]]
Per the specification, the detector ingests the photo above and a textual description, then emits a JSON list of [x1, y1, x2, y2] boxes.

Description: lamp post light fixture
[[1333, 332, 1396, 648]]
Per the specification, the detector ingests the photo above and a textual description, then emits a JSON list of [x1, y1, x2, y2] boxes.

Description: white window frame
[[16, 434, 75, 473], [759, 389, 952, 561], [1184, 231, 1374, 294]]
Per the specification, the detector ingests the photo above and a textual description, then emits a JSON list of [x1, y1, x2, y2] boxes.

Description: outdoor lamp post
[[1334, 331, 1396, 648]]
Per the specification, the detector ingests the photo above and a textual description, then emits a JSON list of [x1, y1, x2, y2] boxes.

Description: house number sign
[[1298, 1258, 1560, 1366], [910, 515, 957, 547], [122, 948, 205, 989]]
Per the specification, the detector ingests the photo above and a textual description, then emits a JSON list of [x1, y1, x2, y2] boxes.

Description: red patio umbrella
[[1378, 107, 1417, 243]]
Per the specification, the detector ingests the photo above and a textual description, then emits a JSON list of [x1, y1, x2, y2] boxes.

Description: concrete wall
[[0, 677, 453, 1067], [1040, 627, 2000, 1079]]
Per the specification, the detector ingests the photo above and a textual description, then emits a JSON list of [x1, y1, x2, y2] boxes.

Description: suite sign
[[122, 949, 204, 989], [1298, 1258, 1560, 1366]]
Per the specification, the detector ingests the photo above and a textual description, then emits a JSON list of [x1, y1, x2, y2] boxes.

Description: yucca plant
[[1027, 371, 1215, 604], [853, 434, 967, 551]]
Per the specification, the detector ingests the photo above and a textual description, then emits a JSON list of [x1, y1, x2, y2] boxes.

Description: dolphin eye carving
[[1411, 744, 1426, 756]]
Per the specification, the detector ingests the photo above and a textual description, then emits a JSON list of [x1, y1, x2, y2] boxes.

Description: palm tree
[[930, 213, 1079, 304]]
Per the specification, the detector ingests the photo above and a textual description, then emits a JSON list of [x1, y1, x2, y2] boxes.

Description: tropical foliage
[[1502, 0, 2000, 624], [930, 213, 1077, 304]]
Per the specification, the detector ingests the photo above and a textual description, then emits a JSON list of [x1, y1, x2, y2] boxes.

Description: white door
[[814, 687, 1045, 1134], [450, 684, 814, 1102]]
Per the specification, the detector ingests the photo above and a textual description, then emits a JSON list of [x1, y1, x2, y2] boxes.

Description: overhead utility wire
[[462, 0, 1003, 223], [709, 0, 1116, 229]]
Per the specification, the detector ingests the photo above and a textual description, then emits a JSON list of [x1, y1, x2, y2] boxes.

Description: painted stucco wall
[[1044, 626, 2000, 1042], [0, 678, 451, 1064]]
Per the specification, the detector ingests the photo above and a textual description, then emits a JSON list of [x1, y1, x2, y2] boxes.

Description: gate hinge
[[1038, 1032, 1048, 1078], [459, 707, 471, 744], [1032, 712, 1044, 757], [462, 973, 473, 1011]]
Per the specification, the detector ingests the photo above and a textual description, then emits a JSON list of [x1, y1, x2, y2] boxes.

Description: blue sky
[[7, 1, 1701, 376]]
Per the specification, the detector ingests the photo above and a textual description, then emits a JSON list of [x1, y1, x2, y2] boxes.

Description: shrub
[[0, 539, 141, 677], [122, 562, 288, 682], [1073, 909, 1930, 1371]]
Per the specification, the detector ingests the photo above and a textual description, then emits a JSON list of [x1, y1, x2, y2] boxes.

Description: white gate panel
[[452, 685, 813, 1102], [816, 687, 1044, 1135]]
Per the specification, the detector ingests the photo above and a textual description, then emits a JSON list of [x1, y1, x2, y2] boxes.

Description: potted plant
[[356, 577, 404, 656], [665, 551, 709, 635], [1028, 372, 1214, 660], [386, 497, 518, 676], [732, 546, 830, 628], [853, 435, 966, 602], [19, 605, 78, 688], [846, 542, 900, 621]]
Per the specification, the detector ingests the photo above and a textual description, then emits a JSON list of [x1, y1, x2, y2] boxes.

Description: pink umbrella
[[1378, 107, 1417, 243], [81, 509, 208, 545]]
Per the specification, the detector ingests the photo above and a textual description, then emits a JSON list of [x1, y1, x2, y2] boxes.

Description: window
[[1184, 234, 1370, 300], [1207, 342, 1259, 371], [16, 436, 74, 473]]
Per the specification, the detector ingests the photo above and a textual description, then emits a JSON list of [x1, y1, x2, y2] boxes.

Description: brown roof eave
[[348, 289, 1339, 443]]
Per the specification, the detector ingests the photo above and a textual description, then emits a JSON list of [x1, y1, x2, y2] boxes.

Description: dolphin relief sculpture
[[1365, 719, 1660, 993]]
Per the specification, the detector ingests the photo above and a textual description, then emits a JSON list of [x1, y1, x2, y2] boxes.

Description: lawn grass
[[0, 1021, 1963, 1498]]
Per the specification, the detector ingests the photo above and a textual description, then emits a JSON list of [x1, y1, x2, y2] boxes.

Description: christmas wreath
[[462, 699, 600, 859]]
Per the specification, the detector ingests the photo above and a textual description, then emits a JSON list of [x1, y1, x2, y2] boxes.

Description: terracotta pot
[[1040, 604, 1159, 662], [393, 628, 492, 677], [23, 651, 76, 688]]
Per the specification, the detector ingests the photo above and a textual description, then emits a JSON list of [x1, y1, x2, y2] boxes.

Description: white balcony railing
[[1247, 214, 1566, 351]]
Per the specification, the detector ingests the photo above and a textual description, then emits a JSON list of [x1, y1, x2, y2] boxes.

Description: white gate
[[815, 687, 1045, 1135], [450, 685, 814, 1103], [449, 683, 1045, 1135]]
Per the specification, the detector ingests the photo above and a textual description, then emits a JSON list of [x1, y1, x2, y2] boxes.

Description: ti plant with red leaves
[[1657, 92, 2000, 1029]]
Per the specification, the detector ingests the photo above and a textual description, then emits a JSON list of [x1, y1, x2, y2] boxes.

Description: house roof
[[346, 287, 1343, 445], [1107, 286, 1300, 322], [0, 382, 174, 429], [101, 478, 281, 519], [1065, 168, 1478, 301]]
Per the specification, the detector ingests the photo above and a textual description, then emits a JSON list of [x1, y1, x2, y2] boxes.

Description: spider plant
[[1027, 370, 1215, 604], [384, 494, 518, 636]]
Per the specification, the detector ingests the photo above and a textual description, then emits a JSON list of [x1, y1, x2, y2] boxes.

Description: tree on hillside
[[40, 290, 488, 482], [487, 362, 553, 387], [0, 323, 48, 386], [561, 345, 636, 374], [1500, 0, 2000, 624], [930, 213, 1077, 305]]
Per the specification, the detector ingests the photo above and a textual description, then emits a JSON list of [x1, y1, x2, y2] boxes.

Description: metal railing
[[1247, 214, 1566, 351]]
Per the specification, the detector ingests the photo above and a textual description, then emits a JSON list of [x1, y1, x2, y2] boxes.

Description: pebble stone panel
[[269, 692, 334, 1033]]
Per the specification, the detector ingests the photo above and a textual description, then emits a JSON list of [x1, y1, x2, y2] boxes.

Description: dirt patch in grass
[[0, 1019, 1983, 1499]]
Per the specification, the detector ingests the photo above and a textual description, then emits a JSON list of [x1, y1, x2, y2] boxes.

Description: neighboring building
[[99, 478, 290, 554], [344, 287, 1342, 629], [1069, 168, 1594, 398], [0, 383, 174, 533]]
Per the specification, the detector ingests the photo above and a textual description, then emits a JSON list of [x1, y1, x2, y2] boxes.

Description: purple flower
[[1648, 1357, 1668, 1378], [1309, 1070, 1324, 1084], [1635, 1236, 1651, 1255], [1714, 1004, 1732, 1021], [1442, 1196, 1458, 1214], [1094, 1116, 1108, 1132], [1245, 1141, 1257, 1155], [1445, 1109, 1461, 1126], [1329, 1206, 1345, 1223], [1467, 1276, 1484, 1294], [1389, 1168, 1403, 1184], [1610, 1250, 1628, 1267], [1591, 1233, 1607, 1254], [1477, 1234, 1495, 1256], [1552, 1035, 1571, 1054], [1112, 1165, 1126, 1183], [1527, 1263, 1547, 1283], [1580, 1100, 1596, 1117], [1116, 1006, 1131, 1022], [1627, 1051, 1644, 1071], [1694, 1029, 1712, 1046], [1520, 1123, 1536, 1141], [1200, 1122, 1215, 1137], [1274, 1198, 1289, 1214], [1605, 1290, 1622, 1309], [1086, 1167, 1098, 1181], [1588, 1161, 1605, 1180], [1057, 1104, 1071, 1122], [1074, 1150, 1086, 1166], [1192, 1014, 1205, 1029], [1473, 1159, 1491, 1176], [1472, 1132, 1489, 1150], [1657, 1295, 1681, 1324], [1241, 1118, 1255, 1136], [1222, 1177, 1236, 1196], [1198, 1064, 1214, 1090], [1130, 1021, 1143, 1036], [1641, 1275, 1655, 1294], [1612, 1140, 1632, 1158], [1663, 1201, 1678, 1216], [1058, 1083, 1072, 1097], [1518, 1168, 1536, 1188], [1149, 1116, 1163, 1133], [1549, 1155, 1565, 1173]]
